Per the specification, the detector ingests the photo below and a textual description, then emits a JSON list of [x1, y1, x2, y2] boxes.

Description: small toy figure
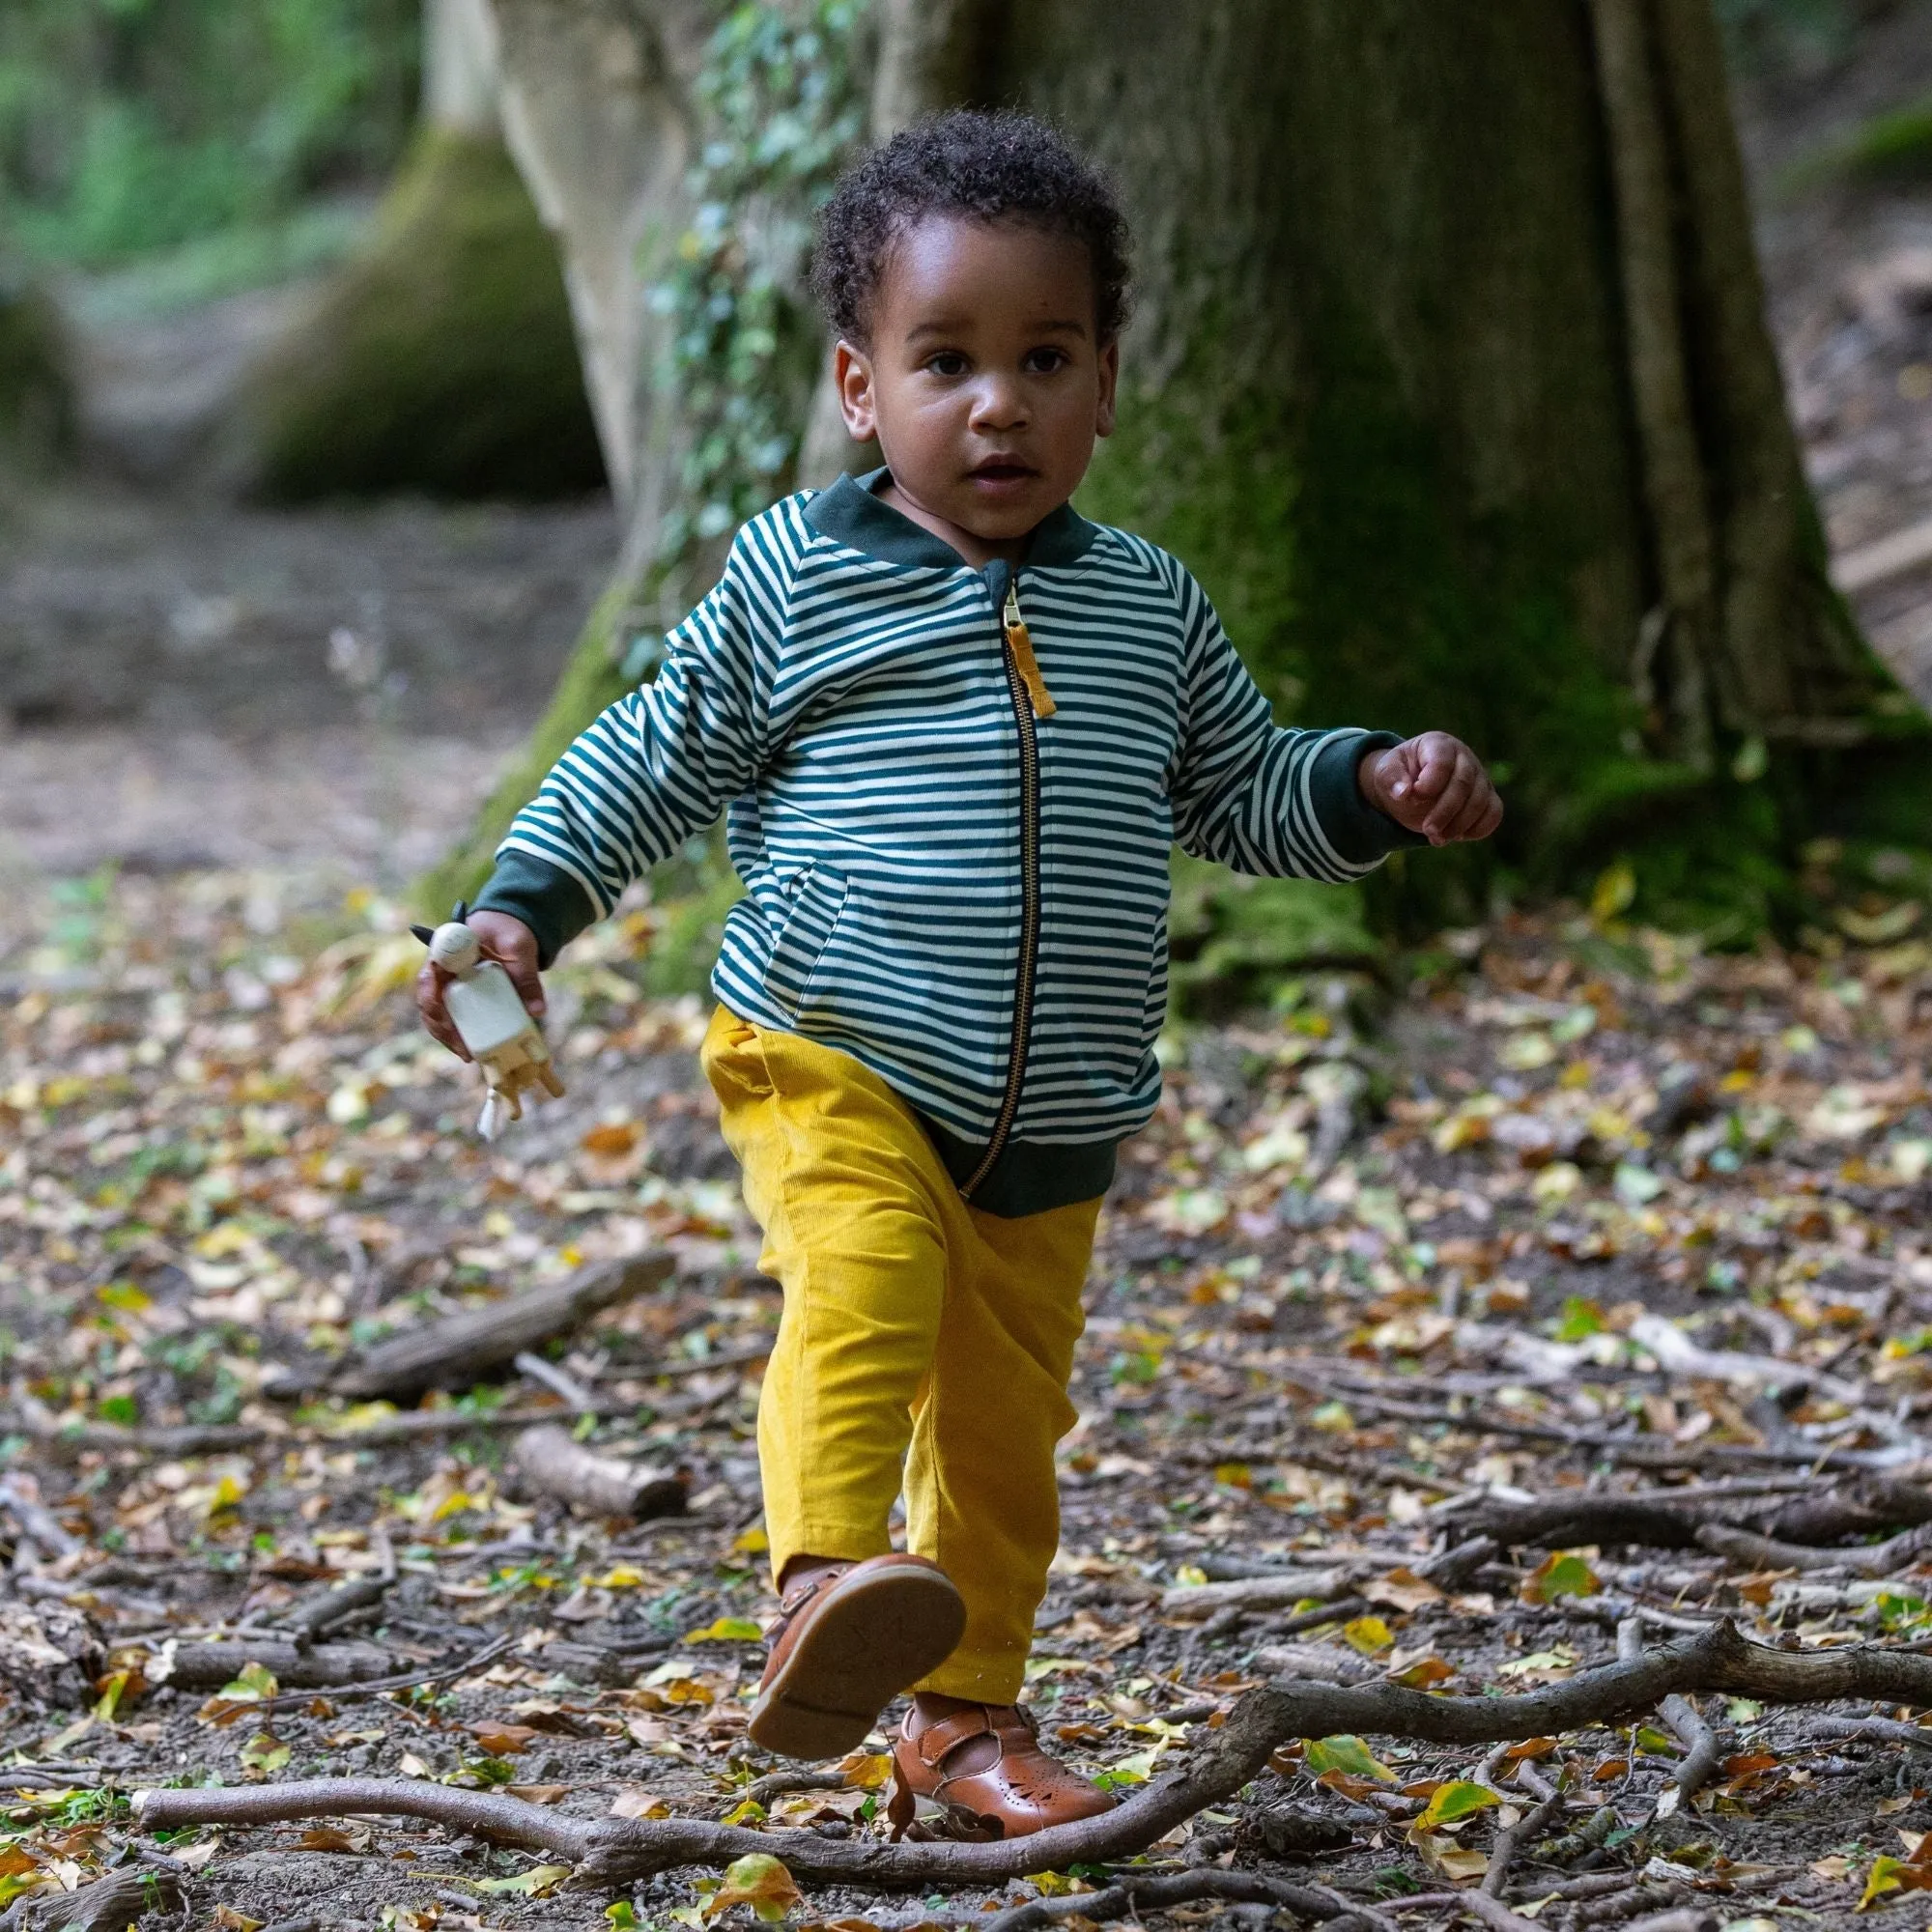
[[412, 903, 564, 1138]]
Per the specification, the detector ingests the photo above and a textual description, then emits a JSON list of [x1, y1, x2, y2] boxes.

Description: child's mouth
[[968, 460, 1038, 490]]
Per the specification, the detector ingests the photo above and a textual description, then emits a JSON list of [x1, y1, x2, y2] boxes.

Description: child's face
[[834, 216, 1119, 559]]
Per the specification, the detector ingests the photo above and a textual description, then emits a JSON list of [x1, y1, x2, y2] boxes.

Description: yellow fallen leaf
[[702, 1854, 801, 1923], [836, 1749, 894, 1791], [476, 1864, 573, 1897], [1343, 1615, 1394, 1656]]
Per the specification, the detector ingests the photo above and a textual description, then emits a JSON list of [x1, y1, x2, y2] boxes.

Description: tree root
[[131, 1621, 1932, 1890]]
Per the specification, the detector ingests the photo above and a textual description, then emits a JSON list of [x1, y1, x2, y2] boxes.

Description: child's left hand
[[1359, 732, 1503, 847]]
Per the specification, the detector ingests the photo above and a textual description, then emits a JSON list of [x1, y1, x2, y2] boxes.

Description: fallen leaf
[[1416, 1781, 1502, 1831], [683, 1616, 766, 1643], [1387, 1655, 1456, 1690], [703, 1853, 802, 1923], [1305, 1736, 1395, 1782], [1520, 1551, 1600, 1605], [611, 1787, 669, 1819], [1862, 1854, 1932, 1910], [469, 1723, 539, 1755], [296, 1827, 362, 1853], [476, 1864, 574, 1897], [1343, 1615, 1395, 1656], [1367, 1567, 1444, 1612]]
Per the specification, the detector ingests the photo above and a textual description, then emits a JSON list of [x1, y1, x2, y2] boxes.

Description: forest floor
[[11, 870, 1932, 1929], [12, 19, 1932, 1932]]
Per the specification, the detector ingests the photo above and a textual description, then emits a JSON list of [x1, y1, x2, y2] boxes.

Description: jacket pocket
[[767, 861, 849, 1019]]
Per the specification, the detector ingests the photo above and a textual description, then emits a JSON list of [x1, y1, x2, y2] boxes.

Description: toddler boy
[[419, 110, 1500, 1839]]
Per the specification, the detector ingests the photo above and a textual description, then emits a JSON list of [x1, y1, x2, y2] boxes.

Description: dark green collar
[[805, 467, 1099, 571]]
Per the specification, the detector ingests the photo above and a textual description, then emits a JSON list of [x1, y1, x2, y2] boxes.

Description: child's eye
[[924, 352, 969, 377], [1024, 348, 1070, 373]]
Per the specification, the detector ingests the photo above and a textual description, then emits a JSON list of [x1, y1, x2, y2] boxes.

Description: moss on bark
[[245, 128, 604, 501]]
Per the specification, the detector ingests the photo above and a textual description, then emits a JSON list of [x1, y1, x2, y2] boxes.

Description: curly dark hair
[[810, 110, 1134, 348]]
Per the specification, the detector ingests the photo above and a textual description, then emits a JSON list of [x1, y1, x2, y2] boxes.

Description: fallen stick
[[0, 1475, 80, 1556], [1160, 1568, 1351, 1617], [510, 1425, 688, 1520], [1380, 1892, 1540, 1931], [40, 1866, 185, 1932], [1481, 1767, 1568, 1898], [1619, 1617, 1719, 1813], [980, 1868, 1377, 1932], [1161, 1533, 1494, 1618], [1279, 1371, 1904, 1470], [1659, 1693, 1719, 1808], [328, 1255, 671, 1399], [1803, 1714, 1932, 1752], [1697, 1519, 1932, 1577], [130, 1620, 1932, 1889], [513, 1350, 601, 1413], [158, 1640, 405, 1690], [254, 1634, 518, 1715]]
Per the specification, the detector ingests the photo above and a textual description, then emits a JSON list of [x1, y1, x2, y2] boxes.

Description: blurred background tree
[[0, 0, 419, 265]]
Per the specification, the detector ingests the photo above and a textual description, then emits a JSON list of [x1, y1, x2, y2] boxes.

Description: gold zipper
[[962, 577, 1046, 1199], [1003, 581, 1056, 718]]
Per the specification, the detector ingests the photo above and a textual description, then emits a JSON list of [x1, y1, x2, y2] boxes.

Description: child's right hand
[[415, 910, 546, 1061]]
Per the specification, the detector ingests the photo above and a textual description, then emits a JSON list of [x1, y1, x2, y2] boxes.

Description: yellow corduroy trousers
[[702, 1007, 1101, 1702]]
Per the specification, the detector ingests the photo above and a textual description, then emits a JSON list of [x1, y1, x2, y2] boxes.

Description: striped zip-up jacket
[[475, 470, 1415, 1214]]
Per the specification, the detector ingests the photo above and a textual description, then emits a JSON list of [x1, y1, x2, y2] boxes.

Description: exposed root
[[131, 1621, 1932, 1891]]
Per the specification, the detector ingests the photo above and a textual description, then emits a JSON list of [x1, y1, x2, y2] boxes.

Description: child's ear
[[834, 340, 879, 441], [1094, 339, 1120, 439]]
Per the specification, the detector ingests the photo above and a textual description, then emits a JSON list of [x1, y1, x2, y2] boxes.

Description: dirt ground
[[11, 22, 1932, 1932]]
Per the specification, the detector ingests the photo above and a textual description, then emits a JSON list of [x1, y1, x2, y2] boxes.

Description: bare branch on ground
[[130, 1621, 1932, 1890]]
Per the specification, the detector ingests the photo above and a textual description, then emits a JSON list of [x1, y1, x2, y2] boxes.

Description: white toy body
[[425, 919, 565, 1137], [446, 962, 539, 1057]]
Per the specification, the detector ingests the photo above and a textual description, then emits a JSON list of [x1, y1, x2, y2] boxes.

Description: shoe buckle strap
[[912, 1707, 996, 1770]]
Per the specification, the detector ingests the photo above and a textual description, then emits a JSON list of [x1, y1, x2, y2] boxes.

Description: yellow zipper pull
[[1003, 581, 1056, 719]]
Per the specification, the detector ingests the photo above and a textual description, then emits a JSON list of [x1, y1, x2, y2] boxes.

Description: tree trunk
[[425, 0, 1920, 935]]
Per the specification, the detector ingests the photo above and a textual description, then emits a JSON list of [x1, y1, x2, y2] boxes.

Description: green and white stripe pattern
[[489, 472, 1404, 1151]]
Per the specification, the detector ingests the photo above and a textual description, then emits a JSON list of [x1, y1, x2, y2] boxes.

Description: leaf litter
[[11, 870, 1932, 1924]]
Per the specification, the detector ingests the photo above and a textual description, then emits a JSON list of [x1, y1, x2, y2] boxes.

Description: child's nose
[[969, 376, 1029, 430]]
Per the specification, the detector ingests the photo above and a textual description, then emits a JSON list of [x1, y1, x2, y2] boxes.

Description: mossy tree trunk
[[428, 0, 1922, 936]]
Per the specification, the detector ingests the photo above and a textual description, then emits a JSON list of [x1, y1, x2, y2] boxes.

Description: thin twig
[[253, 1633, 516, 1714], [513, 1350, 601, 1414], [980, 1868, 1379, 1932], [1482, 1767, 1569, 1896], [1381, 1892, 1542, 1931], [738, 1769, 849, 1810], [1802, 1714, 1932, 1752]]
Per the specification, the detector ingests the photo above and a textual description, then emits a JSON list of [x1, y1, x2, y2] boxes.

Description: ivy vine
[[622, 0, 870, 681]]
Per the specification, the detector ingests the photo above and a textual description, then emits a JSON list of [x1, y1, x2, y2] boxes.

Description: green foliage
[[244, 128, 603, 501], [1168, 853, 1378, 1015], [1782, 91, 1932, 193], [646, 0, 871, 572], [0, 0, 418, 264]]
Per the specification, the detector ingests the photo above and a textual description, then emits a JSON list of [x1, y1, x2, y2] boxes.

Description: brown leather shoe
[[747, 1555, 965, 1760], [888, 1702, 1116, 1839]]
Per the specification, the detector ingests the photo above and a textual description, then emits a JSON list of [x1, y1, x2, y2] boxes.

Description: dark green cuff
[[1310, 729, 1428, 866], [471, 850, 597, 969], [915, 1111, 1117, 1218]]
